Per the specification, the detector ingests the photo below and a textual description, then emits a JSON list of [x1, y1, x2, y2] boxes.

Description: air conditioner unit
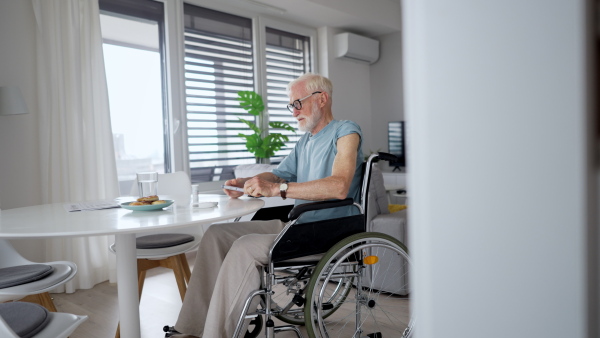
[[334, 32, 380, 64]]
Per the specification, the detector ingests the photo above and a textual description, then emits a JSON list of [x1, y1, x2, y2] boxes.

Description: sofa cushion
[[234, 164, 278, 178], [369, 166, 390, 215], [388, 204, 407, 213]]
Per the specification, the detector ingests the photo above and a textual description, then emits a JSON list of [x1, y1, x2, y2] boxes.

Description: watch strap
[[280, 182, 288, 200]]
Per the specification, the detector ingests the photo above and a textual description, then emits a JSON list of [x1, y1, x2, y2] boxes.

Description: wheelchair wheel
[[271, 267, 312, 325], [271, 266, 353, 325], [305, 232, 413, 338]]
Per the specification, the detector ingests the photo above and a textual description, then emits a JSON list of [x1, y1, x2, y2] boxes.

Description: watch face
[[280, 183, 288, 190]]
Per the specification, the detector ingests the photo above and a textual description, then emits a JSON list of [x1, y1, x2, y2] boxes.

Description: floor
[[49, 251, 411, 338], [50, 252, 310, 338]]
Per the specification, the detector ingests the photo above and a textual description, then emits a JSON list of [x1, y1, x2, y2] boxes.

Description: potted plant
[[236, 91, 295, 163]]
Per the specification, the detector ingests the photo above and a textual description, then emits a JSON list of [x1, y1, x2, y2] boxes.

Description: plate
[[120, 200, 174, 211]]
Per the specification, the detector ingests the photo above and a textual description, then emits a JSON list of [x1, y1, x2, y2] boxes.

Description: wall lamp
[[0, 86, 29, 115]]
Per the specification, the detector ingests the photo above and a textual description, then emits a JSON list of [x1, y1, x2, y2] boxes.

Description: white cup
[[137, 172, 158, 198]]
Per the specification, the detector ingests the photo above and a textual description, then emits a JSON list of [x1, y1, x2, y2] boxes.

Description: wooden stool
[[115, 253, 192, 338]]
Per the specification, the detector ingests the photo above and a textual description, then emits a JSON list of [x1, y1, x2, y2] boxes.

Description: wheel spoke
[[304, 233, 413, 338]]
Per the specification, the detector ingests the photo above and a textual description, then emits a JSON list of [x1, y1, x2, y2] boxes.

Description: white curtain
[[33, 0, 119, 292]]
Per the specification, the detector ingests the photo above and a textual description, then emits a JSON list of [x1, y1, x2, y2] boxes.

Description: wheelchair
[[233, 152, 414, 338]]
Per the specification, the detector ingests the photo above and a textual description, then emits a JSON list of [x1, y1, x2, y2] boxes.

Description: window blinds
[[183, 4, 256, 181], [264, 27, 311, 163], [183, 5, 313, 181]]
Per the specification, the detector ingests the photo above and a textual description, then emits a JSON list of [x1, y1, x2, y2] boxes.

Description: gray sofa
[[365, 165, 410, 295]]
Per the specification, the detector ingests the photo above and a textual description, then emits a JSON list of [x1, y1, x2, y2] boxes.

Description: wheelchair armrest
[[377, 151, 399, 163], [288, 198, 354, 221]]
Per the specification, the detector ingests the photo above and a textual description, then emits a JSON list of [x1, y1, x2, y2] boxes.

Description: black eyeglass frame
[[286, 91, 322, 113]]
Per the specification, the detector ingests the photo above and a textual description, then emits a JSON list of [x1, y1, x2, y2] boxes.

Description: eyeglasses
[[286, 91, 322, 113]]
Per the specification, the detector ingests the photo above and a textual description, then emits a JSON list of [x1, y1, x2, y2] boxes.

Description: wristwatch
[[280, 182, 289, 200]]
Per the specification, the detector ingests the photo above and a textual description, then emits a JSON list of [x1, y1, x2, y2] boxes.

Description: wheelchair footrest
[[162, 325, 180, 337], [366, 332, 382, 338]]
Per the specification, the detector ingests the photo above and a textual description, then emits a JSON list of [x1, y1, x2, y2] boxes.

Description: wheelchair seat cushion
[[0, 264, 54, 289], [136, 234, 195, 249], [272, 214, 365, 263], [0, 302, 51, 338]]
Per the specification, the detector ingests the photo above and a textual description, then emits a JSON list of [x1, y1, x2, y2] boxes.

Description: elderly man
[[167, 73, 363, 338]]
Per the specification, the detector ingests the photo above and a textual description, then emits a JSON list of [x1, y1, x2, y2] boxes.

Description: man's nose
[[292, 109, 300, 117]]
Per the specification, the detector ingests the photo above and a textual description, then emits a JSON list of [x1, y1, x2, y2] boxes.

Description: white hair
[[286, 73, 333, 100]]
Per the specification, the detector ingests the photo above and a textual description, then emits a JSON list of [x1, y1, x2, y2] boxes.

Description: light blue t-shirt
[[272, 120, 364, 223]]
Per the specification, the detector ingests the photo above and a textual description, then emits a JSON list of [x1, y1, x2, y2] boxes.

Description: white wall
[[403, 0, 592, 337], [318, 26, 375, 154], [370, 31, 403, 163], [0, 0, 41, 210], [0, 1, 46, 261]]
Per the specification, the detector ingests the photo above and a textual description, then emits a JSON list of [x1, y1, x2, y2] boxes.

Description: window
[[99, 1, 316, 186], [264, 28, 312, 163], [99, 0, 170, 195], [183, 4, 315, 183], [183, 5, 255, 183]]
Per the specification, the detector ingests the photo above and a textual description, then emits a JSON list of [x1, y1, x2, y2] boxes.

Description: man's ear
[[318, 92, 329, 108]]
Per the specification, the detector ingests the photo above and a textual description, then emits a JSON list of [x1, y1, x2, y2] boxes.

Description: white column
[[401, 0, 593, 337]]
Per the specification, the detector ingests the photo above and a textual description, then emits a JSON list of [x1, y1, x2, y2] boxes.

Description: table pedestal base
[[116, 233, 141, 337]]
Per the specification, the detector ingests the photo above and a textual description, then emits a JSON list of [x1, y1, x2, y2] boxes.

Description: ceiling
[[212, 0, 402, 37]]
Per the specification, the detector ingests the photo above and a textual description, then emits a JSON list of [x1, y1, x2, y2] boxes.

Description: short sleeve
[[335, 120, 362, 141]]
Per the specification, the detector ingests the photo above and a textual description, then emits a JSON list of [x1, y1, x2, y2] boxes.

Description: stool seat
[[0, 264, 54, 289], [135, 234, 195, 249], [0, 302, 50, 338]]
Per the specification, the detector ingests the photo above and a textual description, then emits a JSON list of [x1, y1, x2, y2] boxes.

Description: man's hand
[[243, 176, 278, 198], [223, 178, 246, 198]]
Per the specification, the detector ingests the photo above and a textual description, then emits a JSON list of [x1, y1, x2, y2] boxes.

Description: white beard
[[298, 101, 322, 133]]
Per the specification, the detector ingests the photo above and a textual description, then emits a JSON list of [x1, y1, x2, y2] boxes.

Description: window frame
[[255, 16, 319, 162], [163, 2, 318, 188], [99, 0, 173, 193]]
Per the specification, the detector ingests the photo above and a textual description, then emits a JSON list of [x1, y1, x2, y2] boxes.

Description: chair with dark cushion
[[0, 239, 78, 311], [0, 302, 87, 338]]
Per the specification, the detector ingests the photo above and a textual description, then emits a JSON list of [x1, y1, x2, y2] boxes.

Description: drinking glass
[[137, 172, 158, 198], [191, 184, 200, 205]]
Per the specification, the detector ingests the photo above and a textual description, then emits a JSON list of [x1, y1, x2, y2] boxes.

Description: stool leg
[[38, 292, 58, 312], [180, 253, 192, 284], [20, 292, 58, 312], [168, 256, 188, 301]]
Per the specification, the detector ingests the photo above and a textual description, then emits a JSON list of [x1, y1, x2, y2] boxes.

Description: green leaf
[[259, 139, 276, 158], [239, 118, 261, 134], [246, 134, 262, 149], [237, 90, 294, 159], [238, 132, 271, 158], [264, 134, 287, 152], [269, 121, 296, 133], [267, 133, 289, 144], [237, 91, 264, 116]]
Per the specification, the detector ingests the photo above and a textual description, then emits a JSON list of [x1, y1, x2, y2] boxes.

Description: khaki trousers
[[175, 219, 285, 337]]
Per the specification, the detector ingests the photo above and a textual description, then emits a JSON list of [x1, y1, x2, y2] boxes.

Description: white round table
[[0, 194, 264, 338]]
